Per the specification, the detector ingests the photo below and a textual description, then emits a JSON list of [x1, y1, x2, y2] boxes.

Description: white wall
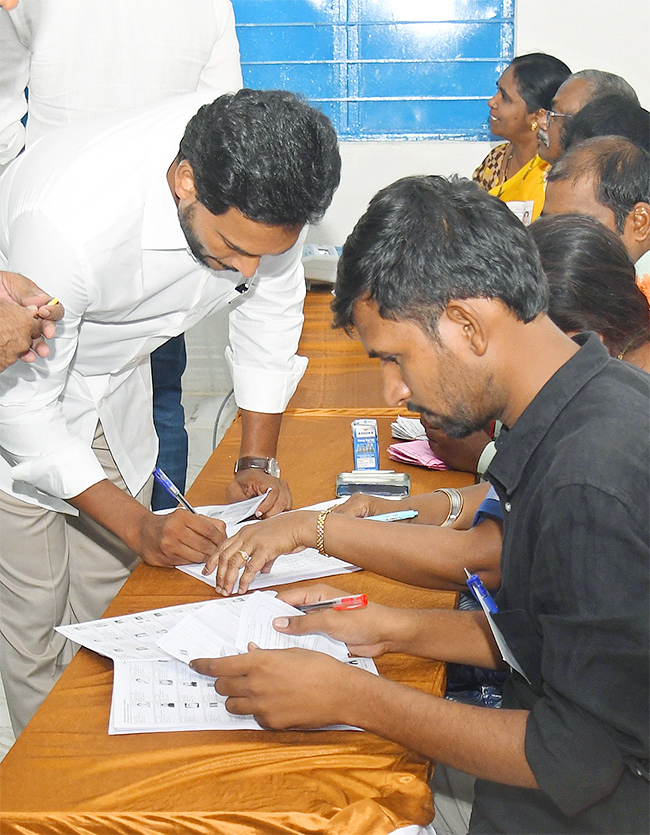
[[308, 0, 649, 247]]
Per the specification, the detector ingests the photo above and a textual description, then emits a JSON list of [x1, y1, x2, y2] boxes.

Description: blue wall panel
[[231, 1, 514, 140]]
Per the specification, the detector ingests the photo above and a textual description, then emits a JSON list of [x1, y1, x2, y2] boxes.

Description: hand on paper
[[274, 586, 396, 658], [225, 469, 292, 517], [205, 510, 314, 595], [138, 509, 227, 567], [190, 643, 365, 730]]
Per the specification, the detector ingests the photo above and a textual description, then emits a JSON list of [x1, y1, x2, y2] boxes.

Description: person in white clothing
[[0, 0, 242, 164], [0, 0, 244, 509], [0, 89, 341, 733]]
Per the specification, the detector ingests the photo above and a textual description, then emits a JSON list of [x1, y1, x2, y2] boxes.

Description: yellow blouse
[[473, 144, 551, 224]]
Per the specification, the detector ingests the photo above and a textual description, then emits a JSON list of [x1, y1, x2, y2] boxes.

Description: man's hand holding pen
[[135, 508, 227, 567], [189, 583, 390, 730]]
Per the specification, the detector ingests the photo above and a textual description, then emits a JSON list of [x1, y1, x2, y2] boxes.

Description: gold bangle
[[316, 507, 335, 557]]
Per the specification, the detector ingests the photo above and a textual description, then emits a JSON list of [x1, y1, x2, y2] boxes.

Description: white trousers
[[0, 423, 151, 734]]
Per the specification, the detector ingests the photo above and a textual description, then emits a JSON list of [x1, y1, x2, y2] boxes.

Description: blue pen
[[464, 567, 498, 614], [367, 509, 418, 522], [152, 467, 197, 514]]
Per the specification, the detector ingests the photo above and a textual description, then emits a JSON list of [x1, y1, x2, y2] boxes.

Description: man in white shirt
[[0, 0, 242, 164], [0, 89, 341, 733], [0, 0, 244, 509]]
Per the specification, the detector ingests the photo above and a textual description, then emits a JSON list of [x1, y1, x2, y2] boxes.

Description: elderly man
[[193, 176, 649, 834], [0, 89, 340, 733], [537, 69, 639, 165], [544, 136, 650, 298]]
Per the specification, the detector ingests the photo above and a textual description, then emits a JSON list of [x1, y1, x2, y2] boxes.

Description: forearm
[[342, 670, 535, 786], [239, 409, 283, 458], [68, 479, 150, 552], [408, 482, 490, 528], [301, 510, 502, 590], [385, 606, 502, 668]]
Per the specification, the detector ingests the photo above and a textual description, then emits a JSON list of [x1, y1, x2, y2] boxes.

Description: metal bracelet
[[436, 488, 464, 527], [316, 507, 335, 557]]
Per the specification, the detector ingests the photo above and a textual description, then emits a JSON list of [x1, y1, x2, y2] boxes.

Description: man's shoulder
[[540, 362, 649, 512]]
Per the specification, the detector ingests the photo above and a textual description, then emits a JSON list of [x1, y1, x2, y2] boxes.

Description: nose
[[487, 92, 498, 109], [381, 363, 411, 407], [232, 255, 261, 279]]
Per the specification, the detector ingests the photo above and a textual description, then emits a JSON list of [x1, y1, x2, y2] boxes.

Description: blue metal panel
[[355, 23, 504, 61], [235, 0, 340, 25], [231, 0, 515, 140], [352, 0, 509, 23], [237, 24, 337, 62]]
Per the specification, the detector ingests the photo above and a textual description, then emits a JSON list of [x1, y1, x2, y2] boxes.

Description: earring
[[531, 121, 538, 131]]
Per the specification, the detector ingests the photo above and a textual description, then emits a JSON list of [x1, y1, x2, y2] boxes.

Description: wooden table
[[0, 290, 473, 835]]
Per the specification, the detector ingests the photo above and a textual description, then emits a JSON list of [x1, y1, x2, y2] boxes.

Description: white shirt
[[0, 93, 308, 512], [0, 0, 242, 164]]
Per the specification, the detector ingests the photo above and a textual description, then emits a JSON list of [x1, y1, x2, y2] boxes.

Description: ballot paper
[[108, 654, 378, 735], [387, 439, 447, 470], [390, 415, 426, 440], [177, 498, 361, 592], [155, 491, 269, 536], [57, 592, 377, 734]]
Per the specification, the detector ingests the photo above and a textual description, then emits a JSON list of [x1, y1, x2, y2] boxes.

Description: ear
[[529, 108, 545, 132], [631, 203, 650, 245], [174, 159, 198, 201], [440, 300, 489, 357]]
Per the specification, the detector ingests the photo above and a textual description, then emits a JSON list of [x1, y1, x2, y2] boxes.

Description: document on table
[[156, 491, 269, 536], [56, 591, 377, 734], [177, 498, 361, 592]]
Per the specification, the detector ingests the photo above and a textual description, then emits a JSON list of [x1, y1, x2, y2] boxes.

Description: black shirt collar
[[488, 332, 610, 497]]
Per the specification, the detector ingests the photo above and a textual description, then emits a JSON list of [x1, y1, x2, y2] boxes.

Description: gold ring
[[239, 550, 251, 564]]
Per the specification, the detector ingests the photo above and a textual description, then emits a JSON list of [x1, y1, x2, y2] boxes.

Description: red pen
[[297, 594, 368, 613]]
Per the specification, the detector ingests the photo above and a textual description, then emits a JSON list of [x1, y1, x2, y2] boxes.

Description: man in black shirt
[[192, 176, 649, 833]]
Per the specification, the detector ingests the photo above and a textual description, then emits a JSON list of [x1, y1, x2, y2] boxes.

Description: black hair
[[548, 136, 650, 232], [530, 214, 649, 356], [510, 53, 572, 113], [178, 89, 341, 226], [333, 175, 549, 334], [562, 94, 650, 153]]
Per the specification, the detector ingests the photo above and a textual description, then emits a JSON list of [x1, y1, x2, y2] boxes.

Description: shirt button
[[504, 501, 512, 512]]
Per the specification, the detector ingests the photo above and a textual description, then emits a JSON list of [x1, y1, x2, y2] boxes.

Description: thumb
[[272, 614, 314, 635]]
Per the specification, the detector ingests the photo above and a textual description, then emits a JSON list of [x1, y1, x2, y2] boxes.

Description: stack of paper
[[55, 592, 377, 734], [390, 415, 426, 440], [387, 439, 447, 470]]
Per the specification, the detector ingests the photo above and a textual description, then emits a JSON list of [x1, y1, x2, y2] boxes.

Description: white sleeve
[[0, 10, 29, 164], [196, 0, 243, 95], [225, 229, 309, 413], [0, 212, 106, 499]]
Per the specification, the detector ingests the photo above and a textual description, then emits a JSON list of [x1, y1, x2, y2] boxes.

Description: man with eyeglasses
[[537, 69, 639, 165]]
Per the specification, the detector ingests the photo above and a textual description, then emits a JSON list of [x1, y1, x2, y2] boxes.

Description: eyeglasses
[[540, 109, 573, 128]]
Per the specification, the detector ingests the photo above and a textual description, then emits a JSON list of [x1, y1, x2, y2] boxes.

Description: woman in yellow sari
[[474, 53, 571, 224]]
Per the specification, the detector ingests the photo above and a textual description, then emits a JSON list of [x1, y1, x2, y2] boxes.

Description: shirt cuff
[[11, 436, 108, 500], [226, 348, 308, 413]]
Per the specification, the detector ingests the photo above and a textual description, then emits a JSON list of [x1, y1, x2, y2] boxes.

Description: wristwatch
[[234, 456, 281, 478]]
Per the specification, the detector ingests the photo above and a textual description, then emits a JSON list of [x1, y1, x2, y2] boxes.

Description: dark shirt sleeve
[[523, 483, 649, 817]]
